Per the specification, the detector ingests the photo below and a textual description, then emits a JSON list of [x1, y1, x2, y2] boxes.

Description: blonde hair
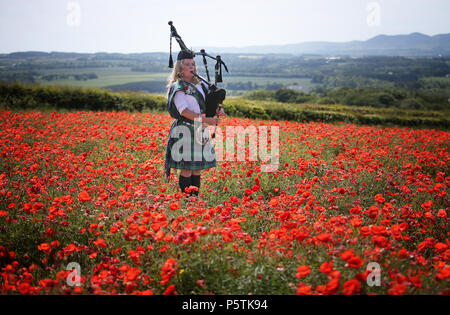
[[166, 59, 201, 95]]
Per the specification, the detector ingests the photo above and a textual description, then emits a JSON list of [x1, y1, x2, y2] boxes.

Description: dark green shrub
[[243, 90, 275, 100], [400, 98, 423, 110], [274, 89, 298, 103], [317, 97, 337, 105]]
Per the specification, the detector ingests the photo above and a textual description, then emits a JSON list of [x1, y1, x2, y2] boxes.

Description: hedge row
[[0, 82, 167, 112], [222, 98, 450, 129], [244, 87, 450, 111], [0, 81, 448, 129]]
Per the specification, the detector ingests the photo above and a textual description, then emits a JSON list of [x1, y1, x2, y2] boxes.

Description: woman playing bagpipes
[[164, 50, 226, 197]]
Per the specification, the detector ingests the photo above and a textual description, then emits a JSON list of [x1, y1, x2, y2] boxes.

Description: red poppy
[[94, 238, 107, 248], [163, 284, 177, 295], [38, 243, 51, 254], [18, 282, 32, 295], [296, 265, 311, 278], [78, 191, 91, 202], [160, 258, 177, 285], [325, 278, 340, 295], [374, 194, 385, 204], [367, 206, 379, 219], [435, 266, 450, 281], [319, 261, 334, 274], [125, 268, 141, 282], [317, 233, 331, 243], [340, 249, 355, 261], [297, 283, 312, 295], [169, 202, 180, 211], [421, 200, 433, 210], [342, 279, 361, 295], [346, 256, 364, 269], [388, 283, 407, 295]]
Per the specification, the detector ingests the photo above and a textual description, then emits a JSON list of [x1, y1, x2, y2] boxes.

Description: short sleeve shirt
[[173, 83, 206, 115]]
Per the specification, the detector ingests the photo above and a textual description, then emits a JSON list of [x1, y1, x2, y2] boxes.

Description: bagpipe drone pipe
[[168, 21, 228, 137]]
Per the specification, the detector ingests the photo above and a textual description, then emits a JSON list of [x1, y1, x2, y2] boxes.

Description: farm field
[[2, 53, 449, 106], [35, 68, 169, 89], [0, 109, 448, 295], [34, 67, 313, 96]]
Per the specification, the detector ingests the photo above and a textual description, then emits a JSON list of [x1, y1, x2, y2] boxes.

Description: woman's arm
[[174, 91, 218, 125], [180, 108, 219, 126], [180, 108, 201, 121]]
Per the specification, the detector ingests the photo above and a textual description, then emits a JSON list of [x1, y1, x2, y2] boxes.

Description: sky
[[0, 0, 449, 54]]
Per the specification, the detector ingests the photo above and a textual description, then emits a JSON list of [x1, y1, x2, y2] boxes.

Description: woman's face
[[181, 59, 196, 82]]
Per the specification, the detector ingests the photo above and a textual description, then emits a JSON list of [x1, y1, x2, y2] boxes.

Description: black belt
[[179, 117, 194, 125], [179, 116, 205, 126]]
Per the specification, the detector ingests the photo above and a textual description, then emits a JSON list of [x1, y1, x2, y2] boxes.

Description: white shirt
[[174, 83, 206, 115]]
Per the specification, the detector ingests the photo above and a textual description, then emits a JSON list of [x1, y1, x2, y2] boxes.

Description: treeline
[[225, 81, 284, 91], [224, 55, 450, 82], [42, 73, 98, 81], [244, 86, 449, 110], [105, 81, 167, 93], [0, 82, 448, 128], [130, 62, 169, 73], [0, 72, 98, 85], [2, 61, 114, 70], [102, 80, 285, 95], [0, 72, 39, 83], [0, 70, 98, 84]]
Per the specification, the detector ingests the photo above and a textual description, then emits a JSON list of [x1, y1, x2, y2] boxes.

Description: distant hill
[[2, 33, 449, 58], [0, 51, 168, 60], [2, 33, 448, 58], [196, 33, 450, 56]]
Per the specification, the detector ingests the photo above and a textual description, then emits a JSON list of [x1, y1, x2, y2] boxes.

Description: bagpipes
[[168, 21, 228, 138]]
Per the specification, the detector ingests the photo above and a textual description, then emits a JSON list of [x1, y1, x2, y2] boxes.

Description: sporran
[[195, 125, 210, 146]]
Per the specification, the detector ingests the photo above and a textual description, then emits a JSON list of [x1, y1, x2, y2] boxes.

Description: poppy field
[[0, 109, 448, 295]]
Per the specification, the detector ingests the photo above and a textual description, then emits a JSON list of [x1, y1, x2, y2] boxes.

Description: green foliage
[[42, 73, 98, 82], [243, 90, 276, 100], [317, 97, 338, 105], [246, 86, 449, 111], [400, 98, 423, 109], [0, 82, 166, 112], [223, 98, 449, 129], [2, 53, 449, 109], [1, 81, 448, 129], [105, 81, 167, 94], [274, 89, 298, 102]]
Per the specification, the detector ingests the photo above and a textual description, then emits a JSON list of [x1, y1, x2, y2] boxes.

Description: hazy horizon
[[1, 0, 449, 54]]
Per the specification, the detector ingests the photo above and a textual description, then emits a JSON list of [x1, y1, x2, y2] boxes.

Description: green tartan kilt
[[166, 121, 217, 171]]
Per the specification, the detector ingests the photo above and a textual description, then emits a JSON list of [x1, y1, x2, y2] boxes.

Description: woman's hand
[[202, 117, 220, 126], [216, 106, 226, 117]]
